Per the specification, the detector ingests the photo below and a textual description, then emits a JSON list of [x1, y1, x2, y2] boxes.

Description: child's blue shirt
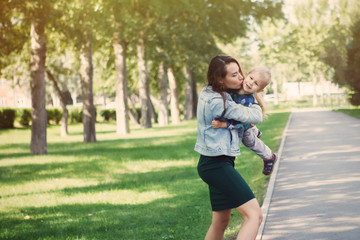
[[227, 93, 255, 132]]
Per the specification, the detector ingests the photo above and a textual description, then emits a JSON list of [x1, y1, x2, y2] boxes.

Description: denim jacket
[[194, 86, 262, 157]]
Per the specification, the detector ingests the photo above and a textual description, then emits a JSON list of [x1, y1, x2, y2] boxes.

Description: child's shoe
[[263, 154, 277, 175], [257, 130, 262, 138]]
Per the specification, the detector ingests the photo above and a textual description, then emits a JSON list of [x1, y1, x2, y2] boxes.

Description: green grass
[[0, 112, 290, 240], [336, 108, 360, 119]]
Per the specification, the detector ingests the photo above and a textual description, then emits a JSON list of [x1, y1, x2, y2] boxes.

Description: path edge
[[256, 112, 293, 240]]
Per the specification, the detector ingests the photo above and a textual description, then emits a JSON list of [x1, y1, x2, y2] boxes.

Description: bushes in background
[[69, 108, 82, 123], [68, 107, 97, 123], [0, 108, 16, 129], [17, 109, 32, 126], [47, 109, 62, 124], [0, 107, 101, 129], [100, 109, 116, 121]]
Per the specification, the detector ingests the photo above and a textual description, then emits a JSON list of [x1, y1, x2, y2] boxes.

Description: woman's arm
[[211, 97, 262, 124]]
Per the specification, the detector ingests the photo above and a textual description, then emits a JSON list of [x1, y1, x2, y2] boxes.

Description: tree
[[30, 16, 47, 154], [80, 41, 96, 142], [319, 0, 360, 104], [136, 36, 152, 128], [157, 62, 169, 126], [113, 35, 130, 134], [0, 1, 28, 70], [62, 0, 98, 142], [46, 70, 69, 136], [104, 0, 133, 134], [168, 68, 181, 124], [346, 19, 360, 105], [2, 0, 61, 154], [286, 0, 360, 105], [183, 66, 196, 120]]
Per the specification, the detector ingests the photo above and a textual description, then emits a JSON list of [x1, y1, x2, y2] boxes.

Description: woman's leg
[[235, 198, 263, 240], [205, 209, 232, 240]]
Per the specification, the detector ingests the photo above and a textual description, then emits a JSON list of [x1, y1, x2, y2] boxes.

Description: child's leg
[[242, 127, 272, 160]]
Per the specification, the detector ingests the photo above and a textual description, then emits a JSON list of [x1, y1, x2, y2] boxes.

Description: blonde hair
[[248, 66, 271, 88], [249, 66, 271, 119]]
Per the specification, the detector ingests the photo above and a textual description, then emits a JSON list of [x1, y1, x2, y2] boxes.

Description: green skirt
[[197, 155, 255, 211]]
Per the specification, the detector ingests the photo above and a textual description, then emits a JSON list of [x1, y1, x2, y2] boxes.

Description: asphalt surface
[[257, 110, 360, 240]]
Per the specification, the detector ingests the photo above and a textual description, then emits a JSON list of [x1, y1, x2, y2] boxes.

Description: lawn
[[337, 108, 360, 119], [0, 112, 290, 240]]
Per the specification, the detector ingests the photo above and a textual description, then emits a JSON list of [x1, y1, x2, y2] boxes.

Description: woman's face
[[220, 62, 244, 90]]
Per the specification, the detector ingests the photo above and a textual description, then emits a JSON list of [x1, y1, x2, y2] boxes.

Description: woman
[[195, 55, 263, 240]]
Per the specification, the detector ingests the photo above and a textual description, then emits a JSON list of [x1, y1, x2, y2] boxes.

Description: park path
[[257, 109, 360, 240]]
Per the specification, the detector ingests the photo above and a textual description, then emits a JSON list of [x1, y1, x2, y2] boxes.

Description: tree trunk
[[71, 91, 78, 105], [128, 95, 140, 124], [46, 70, 68, 136], [30, 20, 47, 155], [113, 34, 130, 134], [313, 73, 318, 106], [168, 68, 181, 124], [158, 63, 169, 126], [136, 38, 152, 129], [192, 73, 198, 118], [184, 66, 196, 120], [80, 42, 96, 143], [272, 68, 279, 105], [149, 98, 158, 123]]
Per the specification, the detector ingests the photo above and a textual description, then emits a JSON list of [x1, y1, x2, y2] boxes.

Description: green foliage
[[47, 108, 62, 124], [68, 107, 98, 123], [346, 19, 360, 105], [0, 108, 16, 129], [337, 108, 360, 119], [0, 1, 28, 69], [100, 109, 116, 122], [69, 108, 82, 123], [17, 108, 32, 127]]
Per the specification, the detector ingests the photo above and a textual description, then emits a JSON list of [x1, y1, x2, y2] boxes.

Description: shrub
[[46, 109, 53, 124], [17, 109, 32, 126], [69, 108, 82, 123], [53, 108, 62, 124], [47, 108, 62, 124], [69, 107, 97, 123], [0, 108, 16, 129], [100, 109, 116, 121]]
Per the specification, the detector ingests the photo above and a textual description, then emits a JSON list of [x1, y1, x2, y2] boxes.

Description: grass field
[[337, 108, 360, 119], [0, 112, 290, 240]]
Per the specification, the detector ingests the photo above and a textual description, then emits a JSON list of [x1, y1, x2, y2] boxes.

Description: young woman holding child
[[211, 66, 277, 176], [195, 55, 265, 240]]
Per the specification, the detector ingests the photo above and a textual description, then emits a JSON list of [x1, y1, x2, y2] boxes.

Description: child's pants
[[242, 126, 272, 160]]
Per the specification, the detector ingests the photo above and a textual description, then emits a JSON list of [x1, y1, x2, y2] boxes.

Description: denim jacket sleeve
[[211, 93, 262, 124]]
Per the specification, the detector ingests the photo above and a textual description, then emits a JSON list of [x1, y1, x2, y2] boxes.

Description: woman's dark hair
[[207, 55, 244, 118]]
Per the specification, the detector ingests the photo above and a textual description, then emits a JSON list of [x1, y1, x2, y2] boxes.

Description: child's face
[[242, 71, 267, 94]]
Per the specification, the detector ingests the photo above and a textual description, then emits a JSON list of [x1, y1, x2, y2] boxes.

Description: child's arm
[[212, 119, 244, 130]]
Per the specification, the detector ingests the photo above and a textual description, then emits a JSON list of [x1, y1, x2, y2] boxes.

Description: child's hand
[[212, 119, 227, 129], [250, 124, 255, 128], [211, 119, 222, 129]]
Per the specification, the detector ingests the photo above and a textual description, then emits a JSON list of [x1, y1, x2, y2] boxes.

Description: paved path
[[257, 110, 360, 240]]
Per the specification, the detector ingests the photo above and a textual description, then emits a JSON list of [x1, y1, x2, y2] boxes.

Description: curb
[[256, 112, 293, 240]]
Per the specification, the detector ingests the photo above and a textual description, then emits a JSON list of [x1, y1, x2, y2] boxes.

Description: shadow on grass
[[1, 164, 199, 197], [0, 137, 197, 183], [0, 193, 210, 240], [0, 164, 210, 240]]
